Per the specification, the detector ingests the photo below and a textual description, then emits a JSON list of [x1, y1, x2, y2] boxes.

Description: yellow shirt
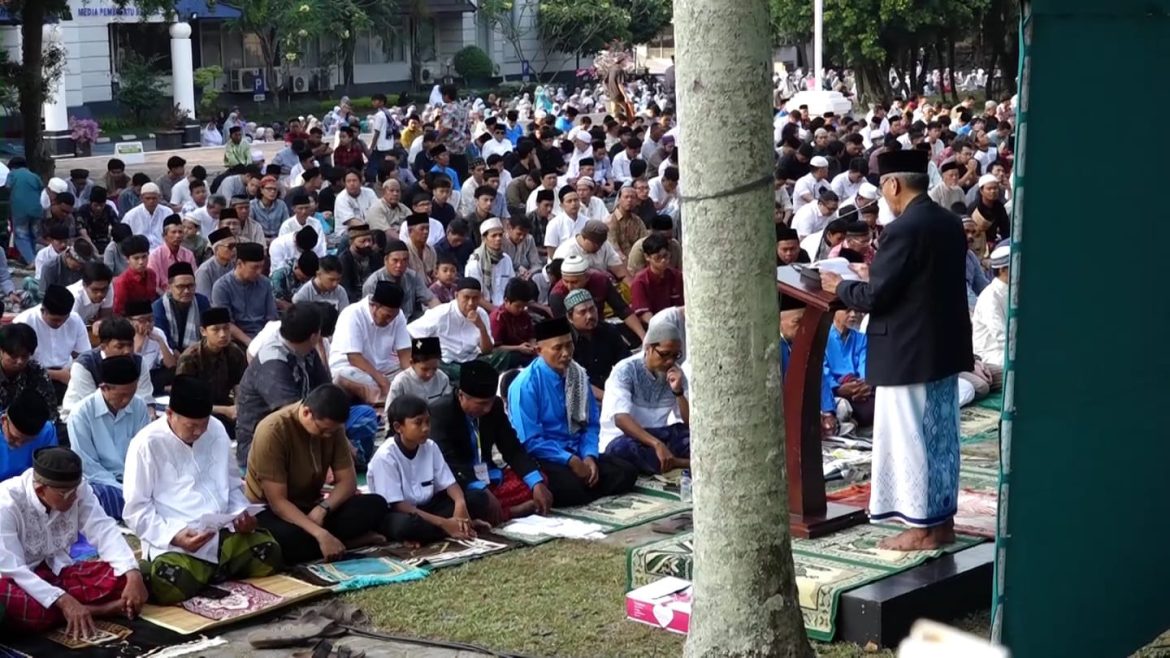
[[401, 125, 423, 150]]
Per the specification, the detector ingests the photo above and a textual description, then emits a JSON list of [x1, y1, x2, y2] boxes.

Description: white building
[[0, 0, 574, 124]]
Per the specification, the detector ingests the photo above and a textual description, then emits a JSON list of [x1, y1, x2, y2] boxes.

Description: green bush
[[116, 52, 166, 124], [453, 46, 493, 80]]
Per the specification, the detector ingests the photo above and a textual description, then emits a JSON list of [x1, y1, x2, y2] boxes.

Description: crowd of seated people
[[0, 85, 1013, 639]]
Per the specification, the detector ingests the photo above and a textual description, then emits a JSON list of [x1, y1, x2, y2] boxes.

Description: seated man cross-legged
[[0, 448, 148, 638], [508, 317, 637, 507], [369, 395, 493, 542], [68, 355, 151, 521], [247, 384, 388, 564], [430, 360, 553, 523], [123, 376, 281, 604], [601, 322, 691, 474]]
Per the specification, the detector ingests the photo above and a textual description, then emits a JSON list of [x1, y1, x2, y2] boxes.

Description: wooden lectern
[[777, 265, 868, 538]]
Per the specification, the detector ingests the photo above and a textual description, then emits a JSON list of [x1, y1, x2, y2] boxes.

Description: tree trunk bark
[[855, 60, 891, 108], [19, 5, 53, 180], [947, 40, 959, 104], [675, 0, 813, 655]]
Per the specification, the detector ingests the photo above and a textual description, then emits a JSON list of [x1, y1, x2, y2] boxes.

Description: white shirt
[[395, 217, 444, 245], [193, 206, 220, 238], [279, 216, 327, 245], [34, 246, 63, 279], [792, 202, 836, 240], [972, 277, 1007, 367], [14, 307, 89, 369], [371, 109, 397, 151], [830, 172, 863, 204], [333, 188, 379, 230], [123, 203, 173, 249], [544, 212, 589, 249], [246, 320, 283, 359], [792, 173, 830, 214], [457, 178, 486, 217], [367, 438, 456, 507], [481, 137, 514, 162], [599, 354, 687, 450], [330, 299, 412, 375], [407, 302, 491, 363], [526, 186, 561, 215], [123, 416, 249, 563], [464, 252, 516, 306], [553, 237, 622, 275], [137, 327, 169, 372], [0, 471, 138, 608], [640, 138, 660, 161], [611, 151, 637, 184], [648, 176, 680, 218], [269, 229, 326, 270], [67, 279, 113, 323], [170, 178, 193, 207], [63, 350, 156, 415], [580, 196, 608, 224]]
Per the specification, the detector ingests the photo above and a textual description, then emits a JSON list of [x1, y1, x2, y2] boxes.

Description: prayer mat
[[552, 490, 692, 531], [633, 470, 683, 497], [2, 616, 192, 657], [139, 575, 327, 635], [626, 525, 986, 642], [297, 556, 429, 592], [960, 404, 1001, 441], [44, 620, 133, 649], [387, 534, 516, 570], [954, 487, 999, 539]]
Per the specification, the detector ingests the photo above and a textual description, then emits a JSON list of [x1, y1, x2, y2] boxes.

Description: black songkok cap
[[163, 214, 182, 228], [411, 336, 442, 360], [236, 242, 265, 262], [536, 189, 554, 204], [100, 355, 140, 386], [779, 294, 806, 312], [372, 281, 404, 308], [124, 299, 153, 317], [776, 226, 799, 241], [406, 213, 429, 227], [9, 390, 51, 437], [168, 262, 194, 279], [208, 228, 233, 245], [877, 149, 929, 176], [169, 375, 213, 418], [33, 447, 82, 487], [42, 284, 75, 315], [459, 360, 499, 399], [534, 316, 572, 342], [456, 277, 482, 292], [200, 306, 231, 327]]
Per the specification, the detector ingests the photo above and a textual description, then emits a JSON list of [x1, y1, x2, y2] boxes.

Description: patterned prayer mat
[[826, 484, 998, 541], [626, 524, 985, 641], [297, 556, 429, 592], [961, 404, 1002, 442], [139, 575, 328, 635], [386, 534, 517, 570], [551, 489, 692, 531]]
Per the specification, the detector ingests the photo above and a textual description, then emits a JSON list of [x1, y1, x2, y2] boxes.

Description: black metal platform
[[836, 542, 995, 648]]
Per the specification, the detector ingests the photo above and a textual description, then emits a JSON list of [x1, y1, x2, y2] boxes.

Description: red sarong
[[0, 561, 126, 633], [490, 468, 535, 522]]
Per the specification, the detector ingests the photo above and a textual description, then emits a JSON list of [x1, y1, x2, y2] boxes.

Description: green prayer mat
[[626, 523, 984, 642], [961, 404, 1002, 442]]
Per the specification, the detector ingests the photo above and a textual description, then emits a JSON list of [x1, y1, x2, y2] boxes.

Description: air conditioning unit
[[290, 73, 311, 94], [310, 67, 335, 92], [229, 68, 264, 93]]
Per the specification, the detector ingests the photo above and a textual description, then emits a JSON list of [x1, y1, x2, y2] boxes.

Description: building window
[[110, 23, 173, 74], [355, 29, 406, 65], [414, 18, 437, 62]]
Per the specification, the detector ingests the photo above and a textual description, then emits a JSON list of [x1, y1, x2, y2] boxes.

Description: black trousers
[[539, 454, 638, 508], [256, 493, 387, 565], [381, 489, 491, 543]]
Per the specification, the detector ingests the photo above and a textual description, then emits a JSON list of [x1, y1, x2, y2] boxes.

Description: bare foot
[[509, 501, 537, 518], [344, 532, 386, 549], [932, 519, 956, 545], [878, 527, 940, 551]]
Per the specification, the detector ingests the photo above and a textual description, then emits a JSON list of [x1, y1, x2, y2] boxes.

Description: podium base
[[790, 502, 869, 539]]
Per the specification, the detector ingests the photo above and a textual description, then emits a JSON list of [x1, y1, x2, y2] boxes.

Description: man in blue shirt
[[508, 317, 636, 507], [6, 157, 44, 264], [823, 309, 872, 426], [779, 294, 838, 436], [0, 389, 57, 481], [67, 355, 151, 520], [427, 145, 461, 189]]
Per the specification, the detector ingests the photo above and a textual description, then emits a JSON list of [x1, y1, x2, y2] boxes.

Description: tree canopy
[[537, 0, 631, 63], [615, 0, 673, 46]]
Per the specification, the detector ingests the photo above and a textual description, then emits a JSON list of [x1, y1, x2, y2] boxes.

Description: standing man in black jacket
[[429, 360, 554, 523], [821, 149, 974, 552]]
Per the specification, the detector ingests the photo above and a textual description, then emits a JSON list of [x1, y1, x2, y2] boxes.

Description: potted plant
[[156, 103, 193, 150], [453, 46, 494, 88], [69, 117, 100, 157]]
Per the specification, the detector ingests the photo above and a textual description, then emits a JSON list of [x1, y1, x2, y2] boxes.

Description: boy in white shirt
[[368, 394, 491, 542], [386, 336, 452, 410]]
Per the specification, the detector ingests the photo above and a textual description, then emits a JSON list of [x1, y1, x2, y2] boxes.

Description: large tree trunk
[[855, 60, 891, 108], [18, 6, 52, 180], [675, 0, 813, 655]]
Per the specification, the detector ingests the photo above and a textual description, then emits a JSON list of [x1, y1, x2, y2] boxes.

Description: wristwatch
[[316, 500, 332, 513]]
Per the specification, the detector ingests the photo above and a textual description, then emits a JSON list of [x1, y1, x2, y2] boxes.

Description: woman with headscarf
[[429, 84, 444, 108], [201, 120, 223, 147]]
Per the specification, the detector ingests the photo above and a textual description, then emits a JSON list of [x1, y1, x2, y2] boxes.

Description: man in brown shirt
[[175, 307, 246, 438], [247, 384, 388, 564]]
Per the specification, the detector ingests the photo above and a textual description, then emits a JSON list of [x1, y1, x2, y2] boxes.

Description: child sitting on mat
[[368, 395, 493, 542]]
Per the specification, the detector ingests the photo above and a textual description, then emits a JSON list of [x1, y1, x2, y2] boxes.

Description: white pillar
[[812, 0, 823, 92], [170, 22, 195, 118], [42, 24, 68, 132]]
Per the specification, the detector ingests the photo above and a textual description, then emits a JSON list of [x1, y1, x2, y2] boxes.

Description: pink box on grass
[[625, 577, 693, 635]]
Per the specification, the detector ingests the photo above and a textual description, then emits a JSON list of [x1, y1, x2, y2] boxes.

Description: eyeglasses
[[172, 283, 195, 291], [652, 346, 681, 361], [48, 484, 80, 500]]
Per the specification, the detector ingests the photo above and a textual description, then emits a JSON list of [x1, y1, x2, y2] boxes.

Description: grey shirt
[[211, 273, 279, 337], [196, 257, 234, 299], [291, 280, 351, 310], [103, 242, 127, 277], [360, 268, 434, 321]]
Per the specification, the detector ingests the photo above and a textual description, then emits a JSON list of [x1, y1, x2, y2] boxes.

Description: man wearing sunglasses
[[0, 446, 147, 639], [600, 322, 690, 475]]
